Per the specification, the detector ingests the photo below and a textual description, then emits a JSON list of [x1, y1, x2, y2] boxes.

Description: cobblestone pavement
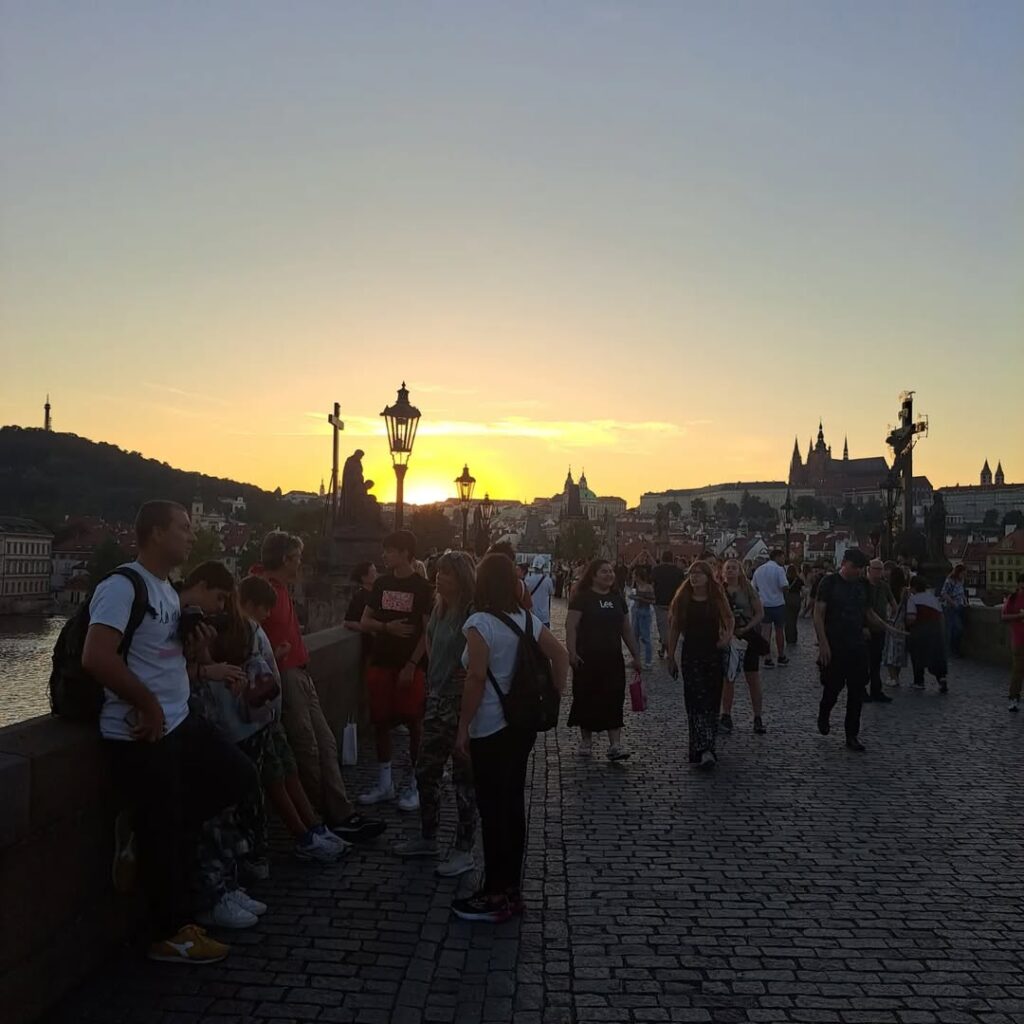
[[49, 600, 1022, 1024]]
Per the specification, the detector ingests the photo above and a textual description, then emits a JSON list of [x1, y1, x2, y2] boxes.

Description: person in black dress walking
[[666, 560, 734, 770], [566, 559, 643, 761]]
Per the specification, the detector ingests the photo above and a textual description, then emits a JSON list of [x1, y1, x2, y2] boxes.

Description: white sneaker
[[197, 893, 259, 929], [312, 824, 352, 853], [397, 786, 420, 812], [435, 849, 475, 878], [225, 888, 267, 917], [295, 829, 345, 863], [357, 783, 397, 806]]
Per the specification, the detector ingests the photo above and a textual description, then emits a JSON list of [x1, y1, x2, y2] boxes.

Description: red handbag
[[629, 670, 647, 713]]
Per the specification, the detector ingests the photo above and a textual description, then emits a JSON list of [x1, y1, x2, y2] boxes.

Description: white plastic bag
[[341, 721, 359, 766]]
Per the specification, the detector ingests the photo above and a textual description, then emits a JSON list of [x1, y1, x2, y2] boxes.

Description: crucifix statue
[[327, 402, 344, 527]]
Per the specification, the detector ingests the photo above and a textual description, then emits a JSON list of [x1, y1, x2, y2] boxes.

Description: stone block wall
[[962, 605, 1013, 668], [0, 628, 364, 1024]]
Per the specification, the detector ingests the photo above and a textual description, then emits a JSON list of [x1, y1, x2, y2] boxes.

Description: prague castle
[[788, 422, 890, 501]]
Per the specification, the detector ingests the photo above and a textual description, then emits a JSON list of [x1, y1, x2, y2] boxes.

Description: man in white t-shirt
[[82, 500, 254, 965], [524, 558, 555, 629], [752, 548, 790, 667]]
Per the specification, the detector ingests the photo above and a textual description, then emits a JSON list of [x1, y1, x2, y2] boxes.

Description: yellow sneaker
[[147, 924, 230, 964]]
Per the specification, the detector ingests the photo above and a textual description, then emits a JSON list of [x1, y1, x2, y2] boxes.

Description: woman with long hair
[[720, 558, 767, 735], [566, 559, 643, 760], [667, 560, 735, 769], [395, 551, 479, 878], [453, 554, 569, 922], [883, 564, 909, 685]]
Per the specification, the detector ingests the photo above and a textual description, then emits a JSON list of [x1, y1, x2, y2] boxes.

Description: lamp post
[[477, 492, 494, 555], [781, 488, 795, 563], [380, 382, 421, 530], [455, 464, 477, 550]]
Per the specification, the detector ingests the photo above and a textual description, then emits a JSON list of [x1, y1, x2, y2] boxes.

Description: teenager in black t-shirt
[[358, 531, 434, 808], [344, 561, 378, 661]]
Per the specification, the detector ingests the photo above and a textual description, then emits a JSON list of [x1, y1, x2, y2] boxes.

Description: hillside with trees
[[0, 426, 287, 530]]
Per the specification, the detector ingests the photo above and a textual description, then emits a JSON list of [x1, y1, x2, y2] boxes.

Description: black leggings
[[470, 726, 536, 896], [106, 713, 257, 938]]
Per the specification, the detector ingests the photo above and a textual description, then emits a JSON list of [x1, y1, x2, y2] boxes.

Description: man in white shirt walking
[[752, 548, 790, 667], [524, 558, 555, 629]]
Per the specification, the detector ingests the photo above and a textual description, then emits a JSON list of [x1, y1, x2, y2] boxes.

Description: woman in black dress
[[566, 559, 643, 761], [667, 559, 734, 770]]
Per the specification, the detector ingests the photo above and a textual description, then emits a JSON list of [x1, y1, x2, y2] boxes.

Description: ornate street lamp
[[455, 464, 477, 550], [477, 492, 494, 555], [380, 382, 421, 530], [781, 488, 795, 562]]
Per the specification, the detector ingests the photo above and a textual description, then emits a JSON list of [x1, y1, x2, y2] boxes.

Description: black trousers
[[470, 726, 535, 896], [106, 712, 257, 939], [868, 631, 886, 697], [819, 647, 868, 740]]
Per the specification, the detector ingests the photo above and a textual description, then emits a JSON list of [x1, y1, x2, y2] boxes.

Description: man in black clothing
[[814, 548, 902, 751], [650, 551, 686, 659]]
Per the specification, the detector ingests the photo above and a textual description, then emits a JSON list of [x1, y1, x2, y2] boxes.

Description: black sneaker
[[763, 658, 776, 669], [753, 717, 767, 735], [872, 692, 893, 704], [777, 655, 790, 666], [451, 893, 512, 923], [331, 813, 387, 843], [845, 738, 866, 752], [719, 713, 733, 733], [817, 710, 830, 736]]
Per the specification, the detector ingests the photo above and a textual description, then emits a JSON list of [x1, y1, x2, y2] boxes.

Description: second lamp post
[[455, 464, 476, 550]]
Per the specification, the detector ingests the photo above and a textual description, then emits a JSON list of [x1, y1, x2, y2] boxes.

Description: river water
[[0, 616, 65, 727]]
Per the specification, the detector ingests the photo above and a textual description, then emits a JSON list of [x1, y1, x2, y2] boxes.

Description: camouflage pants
[[415, 692, 476, 850], [193, 806, 245, 910], [237, 729, 271, 862]]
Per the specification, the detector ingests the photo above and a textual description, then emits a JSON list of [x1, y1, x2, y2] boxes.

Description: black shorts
[[742, 643, 761, 674]]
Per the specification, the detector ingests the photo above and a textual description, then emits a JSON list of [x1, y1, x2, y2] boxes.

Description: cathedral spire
[[981, 459, 992, 486], [843, 435, 849, 461], [995, 461, 1005, 486], [44, 394, 52, 432]]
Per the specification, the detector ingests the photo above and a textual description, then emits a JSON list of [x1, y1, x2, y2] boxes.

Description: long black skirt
[[682, 653, 723, 762], [567, 652, 626, 732]]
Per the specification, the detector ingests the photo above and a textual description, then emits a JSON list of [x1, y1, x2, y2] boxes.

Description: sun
[[402, 481, 455, 507]]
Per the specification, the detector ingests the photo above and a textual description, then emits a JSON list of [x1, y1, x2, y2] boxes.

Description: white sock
[[378, 762, 392, 789]]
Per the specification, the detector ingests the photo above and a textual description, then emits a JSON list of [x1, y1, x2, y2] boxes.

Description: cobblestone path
[[49, 600, 1021, 1024]]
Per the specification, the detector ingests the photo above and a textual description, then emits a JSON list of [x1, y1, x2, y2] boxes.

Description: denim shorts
[[763, 604, 786, 627]]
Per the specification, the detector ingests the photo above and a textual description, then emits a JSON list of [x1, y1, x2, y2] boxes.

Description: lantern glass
[[480, 493, 494, 526], [456, 465, 476, 505], [380, 383, 421, 467]]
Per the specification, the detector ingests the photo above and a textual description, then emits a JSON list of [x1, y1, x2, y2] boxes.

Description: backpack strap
[[483, 610, 532, 710], [529, 576, 545, 597], [107, 567, 156, 659]]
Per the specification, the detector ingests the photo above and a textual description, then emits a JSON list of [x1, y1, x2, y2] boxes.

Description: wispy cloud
[[143, 382, 230, 407], [243, 413, 687, 448]]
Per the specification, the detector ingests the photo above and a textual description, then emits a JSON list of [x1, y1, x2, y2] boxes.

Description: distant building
[[281, 490, 320, 506], [788, 422, 891, 502], [641, 482, 812, 516], [0, 516, 54, 613], [557, 469, 625, 523], [940, 461, 1024, 525], [986, 528, 1024, 595]]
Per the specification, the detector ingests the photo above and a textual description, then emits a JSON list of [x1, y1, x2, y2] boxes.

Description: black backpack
[[485, 611, 560, 733], [49, 567, 154, 721]]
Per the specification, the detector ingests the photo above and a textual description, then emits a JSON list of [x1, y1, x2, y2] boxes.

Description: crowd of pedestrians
[[65, 498, 1019, 964]]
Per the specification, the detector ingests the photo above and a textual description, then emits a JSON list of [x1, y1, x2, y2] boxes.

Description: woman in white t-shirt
[[453, 554, 569, 923]]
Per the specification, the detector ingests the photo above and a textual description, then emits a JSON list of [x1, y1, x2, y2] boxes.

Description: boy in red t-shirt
[[1002, 573, 1024, 712]]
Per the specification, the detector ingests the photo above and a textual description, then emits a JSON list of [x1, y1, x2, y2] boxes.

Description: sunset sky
[[2, 1, 1022, 507]]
